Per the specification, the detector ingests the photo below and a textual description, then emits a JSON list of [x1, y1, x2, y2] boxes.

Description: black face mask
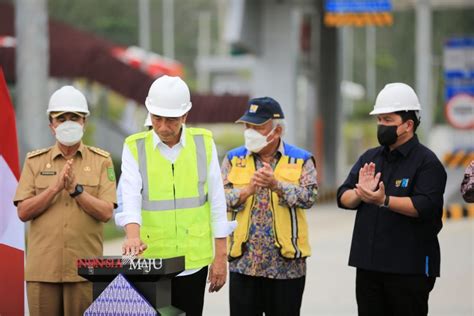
[[377, 124, 399, 146]]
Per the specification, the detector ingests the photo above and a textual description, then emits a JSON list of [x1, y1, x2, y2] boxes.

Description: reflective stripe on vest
[[136, 134, 208, 211], [228, 152, 311, 259], [290, 207, 301, 258]]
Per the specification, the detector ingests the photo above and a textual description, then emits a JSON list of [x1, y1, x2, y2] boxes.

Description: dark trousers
[[356, 269, 436, 316], [171, 266, 208, 316], [229, 272, 306, 316]]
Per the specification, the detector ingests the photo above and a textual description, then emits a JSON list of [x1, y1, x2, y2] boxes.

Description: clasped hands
[[354, 162, 385, 206], [248, 162, 279, 194], [51, 159, 78, 194]]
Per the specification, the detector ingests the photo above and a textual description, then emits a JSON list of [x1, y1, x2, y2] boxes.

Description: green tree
[[48, 0, 221, 79]]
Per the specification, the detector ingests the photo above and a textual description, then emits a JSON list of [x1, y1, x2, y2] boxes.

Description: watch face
[[76, 184, 84, 193]]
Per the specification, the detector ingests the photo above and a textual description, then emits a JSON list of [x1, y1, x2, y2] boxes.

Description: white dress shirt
[[115, 125, 236, 276]]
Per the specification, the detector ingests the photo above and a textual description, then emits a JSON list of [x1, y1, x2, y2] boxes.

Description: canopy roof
[[0, 2, 248, 123]]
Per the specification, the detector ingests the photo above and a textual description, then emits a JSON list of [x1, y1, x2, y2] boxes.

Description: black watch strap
[[381, 195, 390, 208], [70, 184, 84, 198]]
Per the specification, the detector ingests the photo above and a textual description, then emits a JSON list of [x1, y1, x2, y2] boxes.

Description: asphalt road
[[104, 202, 474, 316]]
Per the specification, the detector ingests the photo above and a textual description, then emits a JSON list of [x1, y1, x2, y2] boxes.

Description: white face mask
[[55, 121, 84, 146], [244, 127, 275, 153]]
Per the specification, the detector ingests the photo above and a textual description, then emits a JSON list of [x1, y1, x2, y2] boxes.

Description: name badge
[[40, 171, 57, 176]]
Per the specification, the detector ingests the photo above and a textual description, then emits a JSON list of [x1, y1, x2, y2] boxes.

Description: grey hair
[[272, 119, 286, 136]]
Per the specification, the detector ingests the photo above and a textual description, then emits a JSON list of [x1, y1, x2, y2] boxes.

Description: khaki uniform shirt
[[14, 142, 117, 282]]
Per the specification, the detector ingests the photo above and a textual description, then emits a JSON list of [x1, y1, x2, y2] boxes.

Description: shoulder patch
[[27, 147, 51, 159], [107, 167, 116, 181], [88, 146, 110, 158]]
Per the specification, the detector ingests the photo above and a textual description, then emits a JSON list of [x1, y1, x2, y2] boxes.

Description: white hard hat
[[145, 75, 192, 117], [370, 83, 421, 116], [47, 85, 89, 117], [144, 113, 152, 127]]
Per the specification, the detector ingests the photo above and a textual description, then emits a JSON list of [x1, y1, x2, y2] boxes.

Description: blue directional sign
[[325, 0, 392, 13], [443, 37, 474, 129], [444, 37, 474, 100], [324, 0, 393, 27]]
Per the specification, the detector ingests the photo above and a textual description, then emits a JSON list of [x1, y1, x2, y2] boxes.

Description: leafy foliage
[[48, 0, 221, 78]]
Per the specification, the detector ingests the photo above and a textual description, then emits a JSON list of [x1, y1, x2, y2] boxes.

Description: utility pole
[[366, 26, 376, 100], [415, 0, 432, 139], [198, 11, 211, 58], [342, 27, 354, 115], [197, 11, 211, 92], [15, 0, 50, 158], [163, 0, 175, 59], [216, 0, 229, 56], [138, 0, 151, 51]]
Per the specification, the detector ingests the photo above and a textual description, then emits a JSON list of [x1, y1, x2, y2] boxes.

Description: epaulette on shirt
[[88, 146, 110, 158], [26, 147, 51, 159]]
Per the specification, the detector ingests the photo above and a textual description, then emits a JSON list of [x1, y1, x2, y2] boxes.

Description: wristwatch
[[70, 184, 84, 198], [380, 195, 390, 208]]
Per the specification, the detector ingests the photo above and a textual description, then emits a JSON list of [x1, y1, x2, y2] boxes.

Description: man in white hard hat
[[116, 75, 235, 315], [337, 83, 447, 316], [14, 86, 117, 315]]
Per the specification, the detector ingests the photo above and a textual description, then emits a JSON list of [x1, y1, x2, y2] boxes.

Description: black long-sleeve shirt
[[337, 135, 447, 277]]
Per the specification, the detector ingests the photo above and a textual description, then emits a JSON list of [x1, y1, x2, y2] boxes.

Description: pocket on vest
[[186, 224, 212, 262], [142, 227, 176, 258], [276, 169, 301, 183], [228, 168, 252, 185]]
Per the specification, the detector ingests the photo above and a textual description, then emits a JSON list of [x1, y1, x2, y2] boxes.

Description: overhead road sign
[[444, 37, 474, 129], [444, 37, 474, 80], [324, 0, 393, 27]]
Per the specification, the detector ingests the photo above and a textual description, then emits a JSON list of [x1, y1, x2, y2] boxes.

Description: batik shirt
[[461, 160, 474, 203], [221, 143, 318, 279]]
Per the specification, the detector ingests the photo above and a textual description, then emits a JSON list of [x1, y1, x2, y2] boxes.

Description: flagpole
[[15, 0, 50, 158]]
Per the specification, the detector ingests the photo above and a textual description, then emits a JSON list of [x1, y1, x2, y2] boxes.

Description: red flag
[[0, 67, 24, 315]]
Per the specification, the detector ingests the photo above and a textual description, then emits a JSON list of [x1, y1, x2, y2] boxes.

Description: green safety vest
[[125, 127, 214, 269]]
